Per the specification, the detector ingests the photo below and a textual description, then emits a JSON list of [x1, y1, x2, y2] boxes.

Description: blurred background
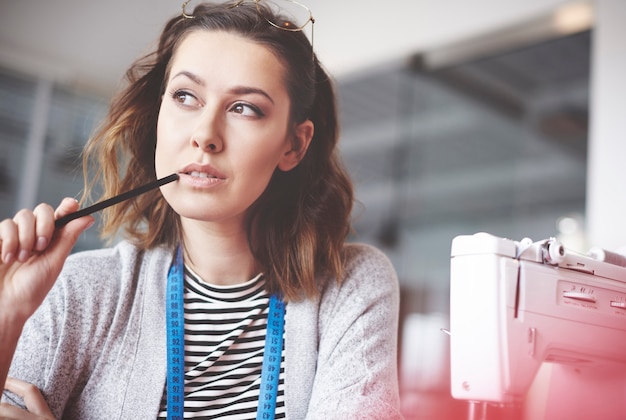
[[1, 0, 625, 418]]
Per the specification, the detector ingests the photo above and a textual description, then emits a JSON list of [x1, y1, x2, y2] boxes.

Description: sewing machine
[[449, 232, 626, 420]]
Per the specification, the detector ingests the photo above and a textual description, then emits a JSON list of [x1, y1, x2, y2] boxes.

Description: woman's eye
[[171, 90, 199, 107], [230, 102, 263, 117]]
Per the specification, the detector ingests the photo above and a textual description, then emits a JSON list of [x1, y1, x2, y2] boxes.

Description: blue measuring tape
[[166, 246, 285, 420], [257, 294, 285, 420], [166, 247, 185, 420]]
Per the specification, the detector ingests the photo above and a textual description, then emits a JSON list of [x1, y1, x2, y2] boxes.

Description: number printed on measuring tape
[[256, 295, 285, 420], [166, 247, 185, 420]]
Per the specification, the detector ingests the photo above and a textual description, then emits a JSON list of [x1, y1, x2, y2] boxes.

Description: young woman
[[0, 2, 402, 419]]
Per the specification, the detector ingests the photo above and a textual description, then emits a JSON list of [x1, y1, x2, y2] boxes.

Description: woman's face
[[155, 30, 312, 228]]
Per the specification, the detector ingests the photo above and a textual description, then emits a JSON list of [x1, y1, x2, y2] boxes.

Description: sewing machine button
[[563, 291, 596, 303]]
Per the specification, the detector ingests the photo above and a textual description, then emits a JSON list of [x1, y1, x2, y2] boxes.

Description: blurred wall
[[587, 0, 626, 250]]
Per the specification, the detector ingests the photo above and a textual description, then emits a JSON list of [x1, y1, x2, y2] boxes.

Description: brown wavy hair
[[82, 2, 353, 300]]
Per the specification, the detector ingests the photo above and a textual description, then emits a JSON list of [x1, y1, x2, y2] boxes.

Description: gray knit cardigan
[[5, 241, 403, 419]]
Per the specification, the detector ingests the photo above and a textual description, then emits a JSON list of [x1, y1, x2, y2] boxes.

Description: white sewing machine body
[[450, 233, 626, 418]]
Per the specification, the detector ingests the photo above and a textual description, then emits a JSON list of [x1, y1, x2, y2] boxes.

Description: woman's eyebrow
[[171, 70, 205, 86], [229, 86, 275, 105]]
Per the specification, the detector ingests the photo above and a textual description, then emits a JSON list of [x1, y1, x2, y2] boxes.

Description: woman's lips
[[178, 166, 226, 188], [180, 163, 226, 179], [179, 172, 225, 188], [187, 170, 218, 179]]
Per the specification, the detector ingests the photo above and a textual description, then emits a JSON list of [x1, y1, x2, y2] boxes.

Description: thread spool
[[543, 239, 565, 265], [587, 247, 626, 267]]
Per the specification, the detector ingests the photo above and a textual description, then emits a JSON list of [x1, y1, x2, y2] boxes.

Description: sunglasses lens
[[258, 0, 312, 31]]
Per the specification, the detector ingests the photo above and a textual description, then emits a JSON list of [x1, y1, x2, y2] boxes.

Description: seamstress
[[0, 1, 402, 419]]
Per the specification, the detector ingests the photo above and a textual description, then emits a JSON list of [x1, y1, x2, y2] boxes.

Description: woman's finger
[[32, 204, 55, 253], [0, 218, 19, 264], [3, 377, 54, 419], [0, 402, 35, 419], [53, 197, 79, 220], [11, 209, 36, 263]]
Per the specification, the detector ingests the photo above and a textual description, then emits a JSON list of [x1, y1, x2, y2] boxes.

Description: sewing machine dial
[[562, 283, 596, 305], [558, 280, 626, 316]]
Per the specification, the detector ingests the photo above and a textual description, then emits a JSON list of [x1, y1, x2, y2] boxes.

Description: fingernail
[[18, 249, 29, 262], [3, 252, 14, 264], [64, 197, 79, 205], [36, 236, 48, 251]]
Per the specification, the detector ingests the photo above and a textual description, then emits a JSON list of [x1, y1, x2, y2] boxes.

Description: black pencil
[[54, 173, 179, 227]]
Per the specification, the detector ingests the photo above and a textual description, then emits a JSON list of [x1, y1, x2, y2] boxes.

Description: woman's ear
[[278, 119, 314, 172]]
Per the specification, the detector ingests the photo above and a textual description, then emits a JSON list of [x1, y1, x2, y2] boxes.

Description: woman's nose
[[192, 137, 222, 152], [190, 110, 224, 153]]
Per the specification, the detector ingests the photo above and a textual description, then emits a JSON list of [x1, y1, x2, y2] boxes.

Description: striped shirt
[[158, 267, 286, 419]]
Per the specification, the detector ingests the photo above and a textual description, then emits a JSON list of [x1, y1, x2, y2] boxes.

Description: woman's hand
[[1, 377, 55, 419], [0, 198, 94, 390], [0, 198, 94, 326]]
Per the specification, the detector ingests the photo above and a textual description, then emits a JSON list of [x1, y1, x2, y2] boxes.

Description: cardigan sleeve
[[4, 262, 88, 419], [3, 242, 171, 420], [305, 243, 404, 419]]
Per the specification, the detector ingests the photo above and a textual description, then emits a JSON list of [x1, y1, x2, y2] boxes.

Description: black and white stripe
[[158, 268, 286, 419]]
